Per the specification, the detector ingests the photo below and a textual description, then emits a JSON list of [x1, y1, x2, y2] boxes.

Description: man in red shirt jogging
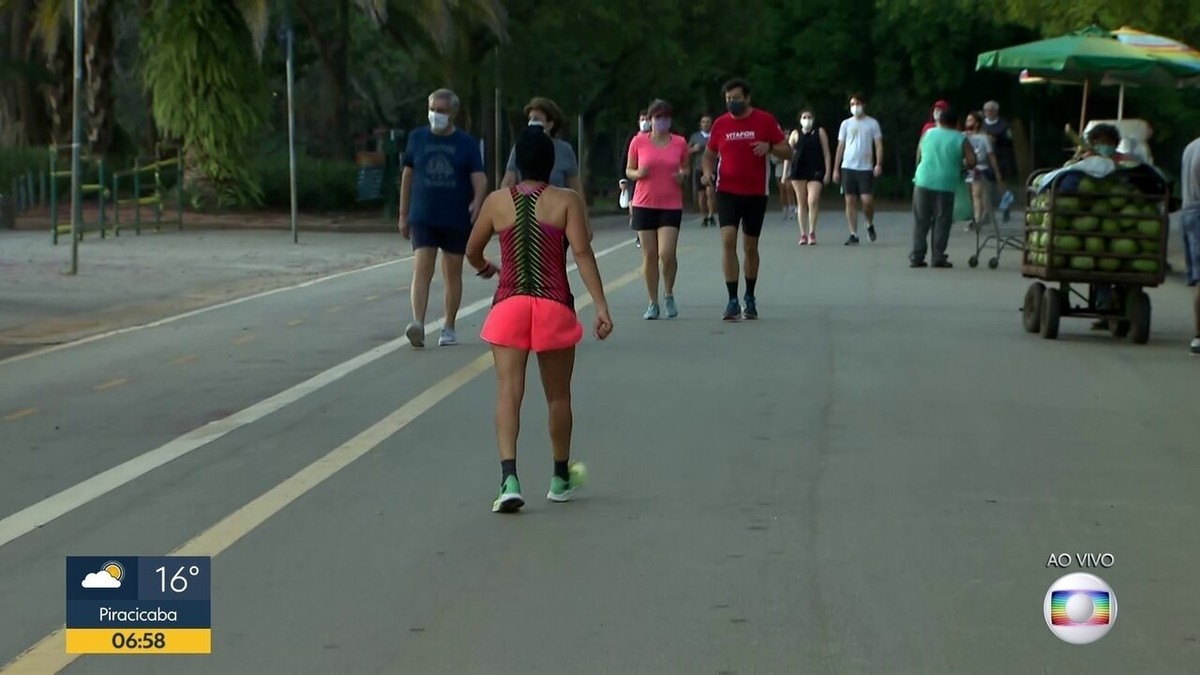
[[701, 78, 792, 320]]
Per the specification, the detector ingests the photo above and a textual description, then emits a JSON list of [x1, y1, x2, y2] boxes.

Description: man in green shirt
[[910, 107, 976, 268]]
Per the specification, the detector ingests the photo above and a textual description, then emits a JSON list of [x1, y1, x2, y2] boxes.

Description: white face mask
[[851, 105, 864, 117], [528, 119, 544, 127], [800, 118, 813, 131], [428, 111, 450, 131], [639, 120, 651, 132]]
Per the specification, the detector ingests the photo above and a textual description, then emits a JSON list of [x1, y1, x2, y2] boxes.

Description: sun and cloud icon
[[81, 561, 125, 589]]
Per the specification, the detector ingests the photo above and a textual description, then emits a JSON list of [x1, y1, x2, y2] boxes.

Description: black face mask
[[727, 100, 747, 116]]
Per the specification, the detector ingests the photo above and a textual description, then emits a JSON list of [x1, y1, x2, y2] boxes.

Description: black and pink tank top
[[493, 183, 574, 309]]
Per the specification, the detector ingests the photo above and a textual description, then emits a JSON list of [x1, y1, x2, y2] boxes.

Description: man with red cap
[[921, 100, 950, 137]]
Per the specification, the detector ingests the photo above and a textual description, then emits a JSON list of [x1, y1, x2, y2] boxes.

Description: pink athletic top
[[628, 133, 689, 210], [493, 183, 574, 309]]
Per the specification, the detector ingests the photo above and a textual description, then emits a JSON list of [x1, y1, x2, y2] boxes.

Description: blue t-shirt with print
[[403, 127, 484, 230]]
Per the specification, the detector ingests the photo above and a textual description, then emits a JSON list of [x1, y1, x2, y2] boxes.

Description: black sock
[[745, 278, 757, 298], [726, 281, 738, 300], [554, 460, 570, 481], [501, 459, 517, 483]]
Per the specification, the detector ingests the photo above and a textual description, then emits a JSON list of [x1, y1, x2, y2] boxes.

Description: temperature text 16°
[[156, 565, 201, 593]]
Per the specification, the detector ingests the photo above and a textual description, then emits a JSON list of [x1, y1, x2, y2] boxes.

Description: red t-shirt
[[706, 108, 786, 196]]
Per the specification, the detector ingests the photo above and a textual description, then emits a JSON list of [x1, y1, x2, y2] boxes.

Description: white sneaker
[[405, 321, 424, 348], [438, 328, 458, 346], [1190, 338, 1200, 356]]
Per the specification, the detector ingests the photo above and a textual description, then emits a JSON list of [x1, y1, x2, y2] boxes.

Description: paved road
[[1, 211, 1198, 674]]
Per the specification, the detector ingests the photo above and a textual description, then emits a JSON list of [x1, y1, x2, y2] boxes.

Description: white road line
[[0, 238, 634, 550], [0, 255, 415, 369], [0, 264, 647, 675]]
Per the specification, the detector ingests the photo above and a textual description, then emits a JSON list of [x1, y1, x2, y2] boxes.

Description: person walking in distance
[[466, 126, 613, 513], [398, 88, 487, 347], [627, 99, 690, 319], [833, 95, 884, 245], [689, 115, 716, 227], [1179, 134, 1200, 355], [910, 106, 975, 268], [981, 100, 1016, 221], [701, 78, 791, 321], [620, 110, 651, 247], [784, 109, 832, 245]]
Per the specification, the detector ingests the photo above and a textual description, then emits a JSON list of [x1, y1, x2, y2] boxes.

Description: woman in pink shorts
[[466, 126, 613, 514]]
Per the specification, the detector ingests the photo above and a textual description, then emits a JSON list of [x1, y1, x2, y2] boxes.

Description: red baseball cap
[[932, 100, 950, 109]]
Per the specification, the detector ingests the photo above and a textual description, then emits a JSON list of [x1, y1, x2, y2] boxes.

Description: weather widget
[[65, 556, 212, 654]]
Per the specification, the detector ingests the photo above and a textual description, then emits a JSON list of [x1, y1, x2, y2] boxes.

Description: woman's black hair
[[514, 125, 555, 184], [938, 106, 959, 127], [1087, 124, 1122, 145]]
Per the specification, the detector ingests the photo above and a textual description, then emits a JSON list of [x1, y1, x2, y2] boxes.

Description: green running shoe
[[492, 475, 524, 513], [547, 462, 588, 502]]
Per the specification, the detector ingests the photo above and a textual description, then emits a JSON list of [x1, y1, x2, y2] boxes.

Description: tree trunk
[[8, 3, 50, 145], [295, 0, 351, 160], [84, 0, 116, 156], [43, 26, 73, 149]]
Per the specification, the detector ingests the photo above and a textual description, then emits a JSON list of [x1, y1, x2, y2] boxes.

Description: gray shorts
[[841, 169, 875, 197], [1183, 207, 1200, 287]]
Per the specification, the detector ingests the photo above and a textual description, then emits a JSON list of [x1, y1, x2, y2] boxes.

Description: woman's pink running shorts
[[481, 296, 583, 352]]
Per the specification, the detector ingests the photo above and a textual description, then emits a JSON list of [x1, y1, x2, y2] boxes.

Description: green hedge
[[250, 153, 359, 212], [0, 146, 50, 192]]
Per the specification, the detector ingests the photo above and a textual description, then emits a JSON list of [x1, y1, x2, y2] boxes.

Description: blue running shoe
[[743, 295, 758, 320], [723, 299, 741, 321], [664, 295, 678, 318]]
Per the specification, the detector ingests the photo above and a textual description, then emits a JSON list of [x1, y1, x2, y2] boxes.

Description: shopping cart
[[967, 175, 1022, 269]]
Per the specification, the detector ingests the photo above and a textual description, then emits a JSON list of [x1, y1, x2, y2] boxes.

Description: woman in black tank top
[[784, 109, 832, 245]]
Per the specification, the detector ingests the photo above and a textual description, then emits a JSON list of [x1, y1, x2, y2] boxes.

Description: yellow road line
[[326, 306, 344, 314], [92, 378, 128, 391], [363, 295, 381, 302], [287, 319, 304, 327], [171, 355, 198, 366], [0, 265, 643, 674], [232, 334, 256, 345], [2, 407, 37, 422]]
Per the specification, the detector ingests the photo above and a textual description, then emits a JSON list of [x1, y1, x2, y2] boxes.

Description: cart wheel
[[1040, 287, 1061, 340], [987, 257, 999, 269], [968, 256, 979, 268], [1023, 282, 1045, 333], [1108, 320, 1131, 338], [1129, 291, 1151, 345]]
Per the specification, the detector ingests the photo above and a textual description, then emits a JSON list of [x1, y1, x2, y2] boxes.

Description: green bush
[[250, 153, 359, 212], [0, 146, 50, 192]]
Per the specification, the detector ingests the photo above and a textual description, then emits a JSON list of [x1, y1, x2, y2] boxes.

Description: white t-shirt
[[837, 115, 883, 171], [966, 132, 992, 169]]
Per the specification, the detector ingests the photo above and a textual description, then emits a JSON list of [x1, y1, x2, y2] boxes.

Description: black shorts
[[631, 206, 683, 231], [411, 224, 468, 254], [715, 192, 768, 237], [841, 169, 875, 197]]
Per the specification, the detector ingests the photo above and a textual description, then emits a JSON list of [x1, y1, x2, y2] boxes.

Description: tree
[[142, 0, 271, 207]]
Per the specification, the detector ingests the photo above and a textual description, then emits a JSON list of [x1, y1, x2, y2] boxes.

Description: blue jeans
[[1182, 207, 1200, 287]]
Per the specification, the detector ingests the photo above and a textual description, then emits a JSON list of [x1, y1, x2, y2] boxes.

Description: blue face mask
[[1095, 144, 1116, 157]]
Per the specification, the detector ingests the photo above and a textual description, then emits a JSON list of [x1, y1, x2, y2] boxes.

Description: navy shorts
[[1182, 208, 1200, 287], [411, 224, 468, 255]]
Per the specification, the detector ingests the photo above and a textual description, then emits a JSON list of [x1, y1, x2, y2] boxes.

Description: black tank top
[[791, 129, 825, 175]]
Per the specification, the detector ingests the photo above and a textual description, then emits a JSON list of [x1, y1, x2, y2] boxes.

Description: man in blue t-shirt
[[399, 88, 487, 348]]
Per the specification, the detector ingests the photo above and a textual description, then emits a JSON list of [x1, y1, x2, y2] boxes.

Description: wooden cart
[[1019, 164, 1170, 344]]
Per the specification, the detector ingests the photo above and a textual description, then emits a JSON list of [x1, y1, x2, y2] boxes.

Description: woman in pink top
[[626, 99, 690, 319]]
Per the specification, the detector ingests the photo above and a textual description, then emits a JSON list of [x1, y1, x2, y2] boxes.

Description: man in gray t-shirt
[[688, 115, 715, 226], [1180, 136, 1200, 354]]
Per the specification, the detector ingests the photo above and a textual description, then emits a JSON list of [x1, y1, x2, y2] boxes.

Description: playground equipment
[[48, 145, 109, 244], [110, 145, 184, 236]]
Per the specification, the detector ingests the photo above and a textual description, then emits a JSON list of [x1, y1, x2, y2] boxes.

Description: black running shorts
[[715, 192, 768, 237]]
